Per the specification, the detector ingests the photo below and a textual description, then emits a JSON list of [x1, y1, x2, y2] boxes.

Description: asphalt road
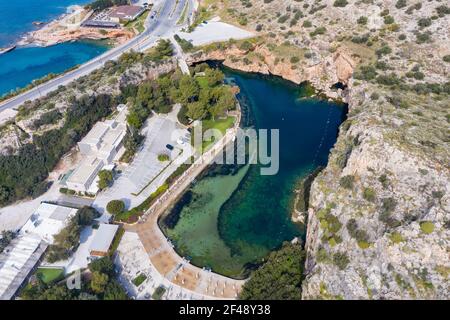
[[0, 0, 189, 113]]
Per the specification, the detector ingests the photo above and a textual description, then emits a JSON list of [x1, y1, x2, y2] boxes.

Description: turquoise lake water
[[0, 0, 109, 97], [161, 67, 347, 278]]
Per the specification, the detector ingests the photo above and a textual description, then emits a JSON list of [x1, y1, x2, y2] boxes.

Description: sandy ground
[[178, 18, 254, 46], [0, 109, 17, 126]]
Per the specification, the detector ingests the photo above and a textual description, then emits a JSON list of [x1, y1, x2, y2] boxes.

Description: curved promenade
[[125, 110, 246, 299]]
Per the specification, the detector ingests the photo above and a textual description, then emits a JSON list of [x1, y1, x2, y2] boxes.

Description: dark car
[[166, 144, 174, 150]]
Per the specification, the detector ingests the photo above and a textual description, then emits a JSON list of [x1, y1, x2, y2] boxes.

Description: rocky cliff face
[[190, 0, 450, 299], [188, 45, 355, 100], [302, 81, 449, 299]]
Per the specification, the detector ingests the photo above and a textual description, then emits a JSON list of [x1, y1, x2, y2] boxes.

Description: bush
[[420, 221, 435, 234], [395, 0, 407, 9], [389, 232, 404, 244], [339, 175, 355, 189], [443, 55, 450, 63], [383, 15, 395, 25], [106, 200, 125, 215], [290, 56, 300, 64], [333, 252, 350, 270], [333, 0, 348, 7], [357, 16, 368, 25], [416, 32, 431, 44], [417, 18, 432, 28], [240, 242, 305, 300], [363, 187, 376, 202], [98, 170, 113, 190], [376, 45, 392, 57], [302, 20, 312, 28], [157, 153, 170, 162]]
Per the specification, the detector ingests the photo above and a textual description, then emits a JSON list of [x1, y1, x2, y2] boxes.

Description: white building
[[21, 203, 78, 244], [65, 105, 127, 193], [108, 5, 146, 23], [0, 203, 77, 300], [88, 224, 119, 257]]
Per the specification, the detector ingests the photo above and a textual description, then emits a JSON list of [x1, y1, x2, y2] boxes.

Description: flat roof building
[[88, 224, 119, 257], [108, 5, 145, 23], [21, 203, 78, 244], [64, 105, 127, 194], [0, 203, 77, 300]]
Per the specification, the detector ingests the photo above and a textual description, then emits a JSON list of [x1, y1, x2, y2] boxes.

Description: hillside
[[188, 0, 450, 299]]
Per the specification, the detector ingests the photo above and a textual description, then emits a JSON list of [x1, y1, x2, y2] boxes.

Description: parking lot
[[93, 106, 194, 213]]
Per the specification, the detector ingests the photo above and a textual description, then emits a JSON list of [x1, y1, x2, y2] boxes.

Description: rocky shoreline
[[17, 5, 134, 47]]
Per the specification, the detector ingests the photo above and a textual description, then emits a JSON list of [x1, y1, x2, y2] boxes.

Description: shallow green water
[[161, 67, 346, 278]]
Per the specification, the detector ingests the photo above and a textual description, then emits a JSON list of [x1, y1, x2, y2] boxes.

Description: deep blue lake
[[161, 67, 347, 278]]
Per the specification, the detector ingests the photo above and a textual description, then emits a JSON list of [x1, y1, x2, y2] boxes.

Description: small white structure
[[65, 105, 127, 193], [88, 224, 119, 257], [0, 203, 77, 299], [108, 5, 145, 23], [21, 203, 78, 244]]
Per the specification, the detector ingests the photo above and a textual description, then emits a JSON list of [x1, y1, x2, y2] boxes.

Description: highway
[[0, 0, 192, 113]]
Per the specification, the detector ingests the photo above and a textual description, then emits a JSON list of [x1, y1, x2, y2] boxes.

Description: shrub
[[339, 175, 355, 189], [106, 200, 125, 215], [302, 20, 312, 28], [333, 252, 350, 270], [417, 18, 432, 28], [389, 232, 404, 244], [354, 65, 377, 80], [395, 0, 407, 9], [357, 16, 368, 25], [383, 15, 395, 24], [357, 241, 370, 249], [370, 92, 379, 100], [157, 153, 170, 162], [98, 170, 113, 190], [333, 0, 348, 7], [420, 221, 435, 234], [416, 32, 431, 44], [443, 55, 450, 63], [290, 56, 300, 64], [376, 45, 392, 57], [363, 187, 376, 202], [240, 242, 305, 300], [398, 34, 406, 40]]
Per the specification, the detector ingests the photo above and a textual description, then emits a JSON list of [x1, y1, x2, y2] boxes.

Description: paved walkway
[[125, 111, 245, 299]]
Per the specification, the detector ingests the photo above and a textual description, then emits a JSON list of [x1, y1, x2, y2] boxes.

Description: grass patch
[[132, 273, 147, 287], [152, 286, 166, 300], [192, 116, 235, 152], [108, 226, 125, 255], [420, 221, 435, 234], [36, 268, 64, 284], [389, 231, 404, 244], [115, 183, 169, 223]]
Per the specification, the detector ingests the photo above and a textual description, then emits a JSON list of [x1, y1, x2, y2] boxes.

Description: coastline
[[17, 5, 134, 48]]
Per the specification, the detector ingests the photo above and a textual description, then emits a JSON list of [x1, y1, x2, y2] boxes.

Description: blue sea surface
[[0, 0, 110, 97], [0, 0, 91, 47]]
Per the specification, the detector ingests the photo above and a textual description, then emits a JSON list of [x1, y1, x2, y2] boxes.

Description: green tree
[[89, 256, 115, 276], [205, 68, 225, 87], [240, 242, 305, 300], [104, 279, 129, 300], [178, 75, 200, 104], [91, 271, 109, 294], [77, 206, 100, 226], [106, 200, 125, 215], [98, 170, 113, 190], [186, 101, 207, 120]]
